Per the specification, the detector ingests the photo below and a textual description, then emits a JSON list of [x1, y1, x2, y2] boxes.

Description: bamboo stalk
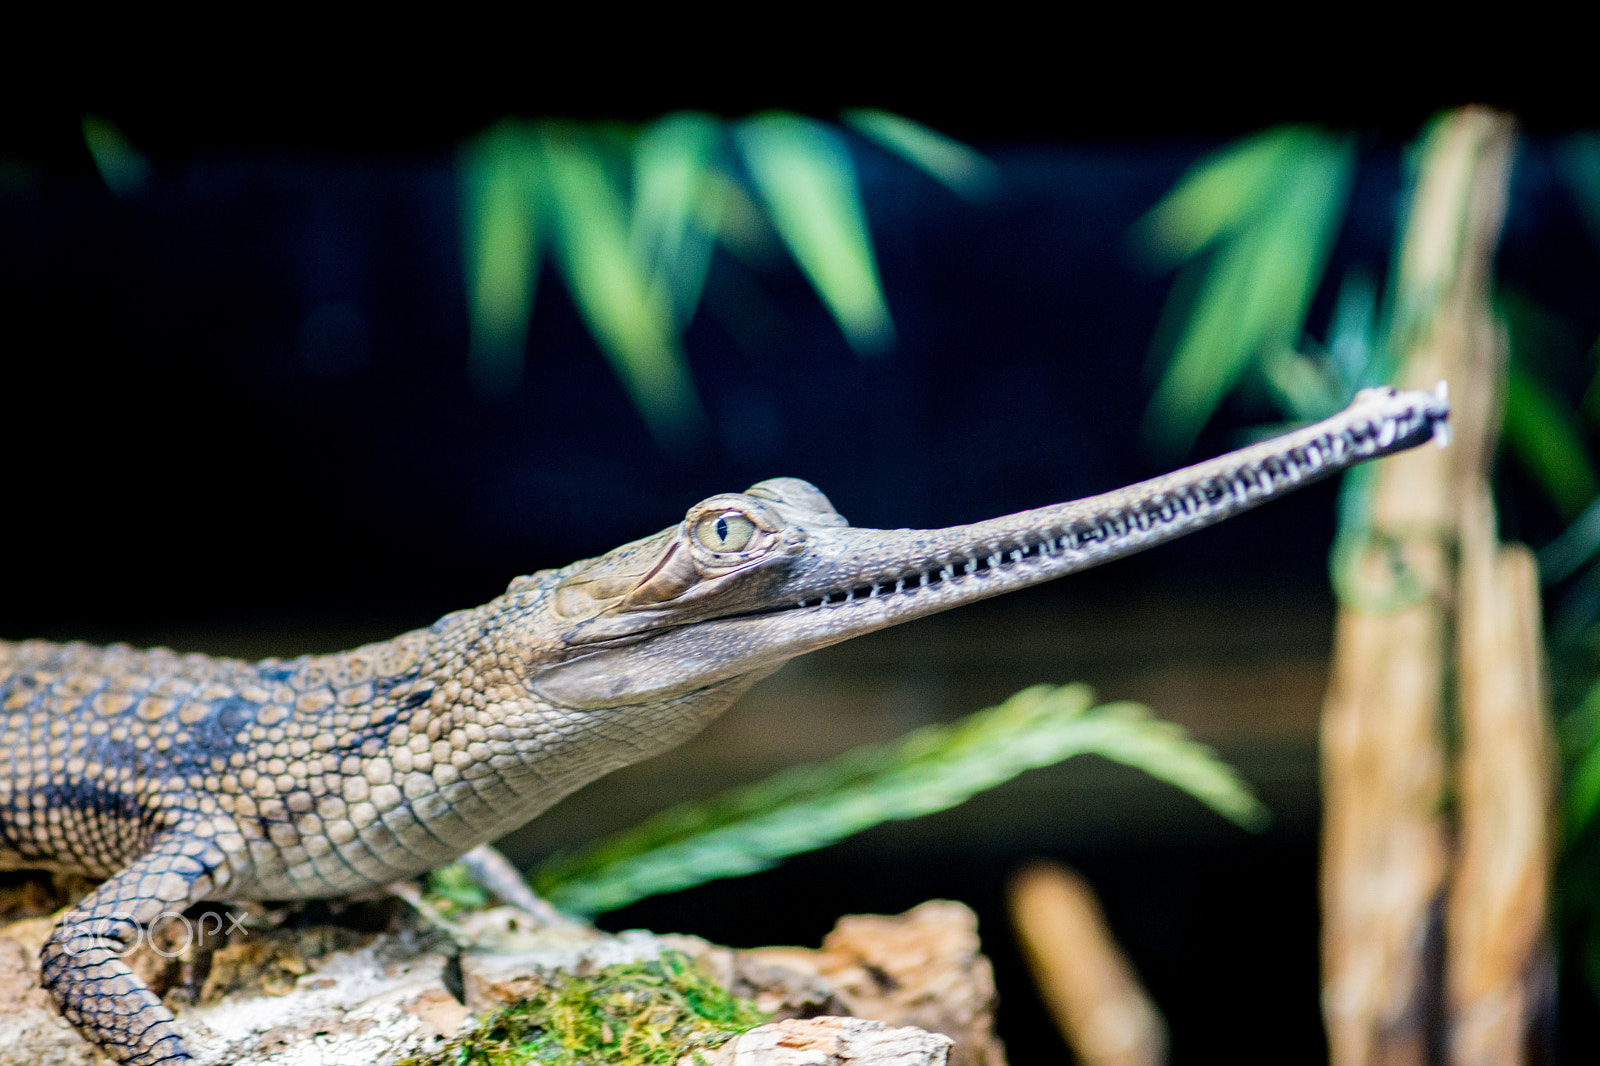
[[1448, 536, 1554, 1065], [1009, 861, 1165, 1066], [1320, 107, 1543, 1066], [1320, 466, 1452, 1066]]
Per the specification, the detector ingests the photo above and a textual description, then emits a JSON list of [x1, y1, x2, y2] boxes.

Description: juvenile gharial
[[0, 386, 1449, 1064]]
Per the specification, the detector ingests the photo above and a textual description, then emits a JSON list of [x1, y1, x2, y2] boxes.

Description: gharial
[[0, 385, 1449, 1064]]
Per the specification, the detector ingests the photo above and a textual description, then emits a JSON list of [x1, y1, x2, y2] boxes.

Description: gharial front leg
[[40, 830, 231, 1066]]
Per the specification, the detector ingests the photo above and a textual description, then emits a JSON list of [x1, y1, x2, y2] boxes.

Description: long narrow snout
[[532, 386, 1449, 709]]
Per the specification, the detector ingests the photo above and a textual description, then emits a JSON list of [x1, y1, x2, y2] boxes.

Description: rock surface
[[693, 1017, 952, 1066], [0, 900, 464, 1066], [0, 875, 1004, 1066], [739, 900, 1007, 1066]]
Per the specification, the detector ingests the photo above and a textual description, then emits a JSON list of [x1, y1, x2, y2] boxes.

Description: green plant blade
[[1561, 133, 1600, 243], [531, 684, 1263, 916], [631, 112, 723, 319], [1542, 499, 1600, 587], [82, 115, 151, 198], [1141, 132, 1355, 454], [1505, 360, 1600, 523], [1569, 679, 1600, 841], [461, 123, 543, 396], [737, 114, 895, 354], [1079, 704, 1269, 827], [540, 128, 704, 448], [843, 109, 999, 198], [456, 112, 951, 438], [1139, 128, 1323, 259]]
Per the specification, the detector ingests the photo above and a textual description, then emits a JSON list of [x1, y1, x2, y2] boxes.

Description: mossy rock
[[403, 949, 767, 1065]]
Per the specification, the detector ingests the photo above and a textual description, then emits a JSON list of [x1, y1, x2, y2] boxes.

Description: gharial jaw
[[530, 386, 1450, 710]]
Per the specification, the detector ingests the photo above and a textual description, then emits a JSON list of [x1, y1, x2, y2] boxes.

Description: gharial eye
[[693, 510, 757, 553]]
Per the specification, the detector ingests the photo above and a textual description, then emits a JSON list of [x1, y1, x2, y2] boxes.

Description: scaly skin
[[0, 386, 1449, 1064]]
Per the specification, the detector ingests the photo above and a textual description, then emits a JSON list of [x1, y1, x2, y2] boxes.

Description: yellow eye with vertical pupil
[[694, 510, 757, 552]]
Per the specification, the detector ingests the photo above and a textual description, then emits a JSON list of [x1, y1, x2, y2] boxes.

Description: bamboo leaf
[[737, 114, 895, 354], [462, 123, 542, 396], [1142, 134, 1354, 453], [631, 112, 723, 319], [1570, 691, 1600, 841], [456, 112, 967, 444], [532, 684, 1263, 916], [1142, 226, 1264, 449], [1541, 499, 1600, 587], [1561, 133, 1600, 243], [82, 115, 152, 198], [1260, 348, 1343, 424], [1505, 361, 1600, 523], [539, 129, 704, 448], [843, 109, 999, 198], [1140, 128, 1319, 259], [1326, 271, 1387, 394]]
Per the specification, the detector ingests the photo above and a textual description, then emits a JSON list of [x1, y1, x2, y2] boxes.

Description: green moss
[[424, 861, 491, 918], [402, 950, 768, 1066]]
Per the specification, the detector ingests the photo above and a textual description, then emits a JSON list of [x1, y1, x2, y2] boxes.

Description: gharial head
[[523, 385, 1450, 711]]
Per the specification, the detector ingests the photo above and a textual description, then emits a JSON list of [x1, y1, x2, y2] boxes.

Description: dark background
[[4, 94, 1598, 1061]]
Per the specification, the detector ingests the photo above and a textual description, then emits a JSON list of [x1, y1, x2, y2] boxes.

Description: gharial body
[[0, 386, 1449, 1064]]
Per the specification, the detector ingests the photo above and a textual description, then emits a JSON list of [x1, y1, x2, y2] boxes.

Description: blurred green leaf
[[425, 860, 490, 915], [532, 683, 1263, 916], [1140, 128, 1324, 259], [630, 113, 722, 318], [1562, 134, 1600, 242], [844, 109, 1000, 198], [1259, 348, 1341, 423], [540, 129, 703, 449], [1569, 681, 1600, 841], [462, 124, 542, 395], [82, 115, 151, 198], [1505, 361, 1599, 523], [461, 111, 977, 445], [737, 114, 895, 354], [1141, 131, 1355, 454], [1543, 500, 1600, 588], [1564, 139, 1600, 437], [1260, 272, 1388, 426], [1326, 271, 1388, 393]]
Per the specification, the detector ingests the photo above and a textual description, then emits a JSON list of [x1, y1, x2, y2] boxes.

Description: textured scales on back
[[0, 386, 1449, 1064]]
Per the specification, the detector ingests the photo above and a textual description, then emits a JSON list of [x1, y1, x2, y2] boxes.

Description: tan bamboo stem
[[1009, 861, 1166, 1066], [1320, 107, 1544, 1066]]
